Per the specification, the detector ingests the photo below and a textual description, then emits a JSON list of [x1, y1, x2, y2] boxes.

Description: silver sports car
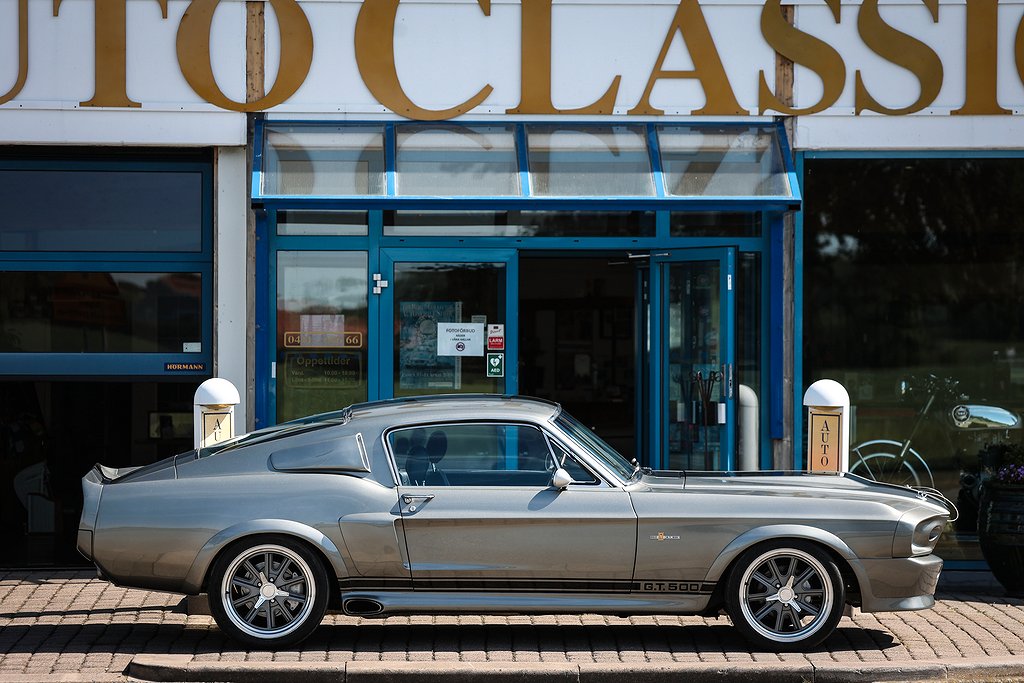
[[78, 395, 951, 651]]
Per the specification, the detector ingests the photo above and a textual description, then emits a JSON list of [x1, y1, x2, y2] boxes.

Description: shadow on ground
[[0, 620, 896, 659]]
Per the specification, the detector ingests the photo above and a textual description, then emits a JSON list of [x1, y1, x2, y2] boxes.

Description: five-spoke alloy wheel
[[209, 536, 329, 648], [725, 541, 845, 651]]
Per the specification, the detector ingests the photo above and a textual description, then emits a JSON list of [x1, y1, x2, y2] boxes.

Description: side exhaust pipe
[[343, 598, 384, 616]]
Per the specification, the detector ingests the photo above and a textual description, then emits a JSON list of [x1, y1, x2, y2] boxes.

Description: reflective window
[[393, 261, 505, 397], [803, 157, 1024, 564], [276, 252, 368, 422], [396, 125, 520, 196], [671, 212, 762, 237], [658, 125, 791, 197], [0, 271, 202, 353], [389, 423, 596, 486], [384, 211, 654, 237], [263, 124, 385, 196], [0, 169, 203, 252], [0, 380, 203, 566], [277, 210, 368, 236], [527, 125, 655, 196]]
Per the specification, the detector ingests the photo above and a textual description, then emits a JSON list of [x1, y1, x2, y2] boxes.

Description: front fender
[[702, 524, 860, 585], [181, 519, 348, 594]]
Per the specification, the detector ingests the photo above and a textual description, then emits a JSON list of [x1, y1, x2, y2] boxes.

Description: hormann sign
[[2, 0, 1024, 119]]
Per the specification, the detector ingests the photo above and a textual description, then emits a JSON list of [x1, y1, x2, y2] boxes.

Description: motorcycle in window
[[849, 375, 1021, 490]]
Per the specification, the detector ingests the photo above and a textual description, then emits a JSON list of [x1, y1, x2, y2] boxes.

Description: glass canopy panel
[[657, 125, 791, 197], [527, 125, 655, 197], [396, 125, 520, 196], [262, 124, 385, 196]]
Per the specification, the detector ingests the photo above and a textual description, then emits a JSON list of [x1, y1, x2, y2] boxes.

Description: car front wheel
[[725, 540, 845, 651], [209, 536, 329, 648]]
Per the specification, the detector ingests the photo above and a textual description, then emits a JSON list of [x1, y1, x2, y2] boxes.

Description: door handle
[[401, 494, 434, 514]]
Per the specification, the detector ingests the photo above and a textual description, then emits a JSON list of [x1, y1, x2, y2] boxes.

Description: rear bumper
[[77, 465, 105, 563], [77, 529, 93, 561], [856, 554, 943, 613]]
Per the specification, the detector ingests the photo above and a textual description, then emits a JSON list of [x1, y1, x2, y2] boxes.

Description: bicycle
[[848, 375, 1020, 489]]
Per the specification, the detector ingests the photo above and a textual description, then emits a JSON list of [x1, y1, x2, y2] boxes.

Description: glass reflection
[[393, 262, 505, 397], [667, 260, 724, 470], [276, 252, 368, 422], [657, 125, 790, 197], [527, 125, 654, 197], [803, 158, 1024, 563], [384, 211, 654, 237], [0, 169, 203, 252], [396, 125, 520, 196], [0, 272, 201, 353], [263, 124, 385, 196]]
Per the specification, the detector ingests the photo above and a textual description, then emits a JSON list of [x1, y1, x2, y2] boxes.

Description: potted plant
[[978, 443, 1024, 597]]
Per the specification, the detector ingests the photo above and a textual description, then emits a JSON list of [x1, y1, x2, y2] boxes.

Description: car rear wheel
[[209, 536, 329, 648], [725, 541, 845, 652]]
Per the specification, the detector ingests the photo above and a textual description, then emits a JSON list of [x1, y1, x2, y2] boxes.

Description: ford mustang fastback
[[78, 395, 951, 651]]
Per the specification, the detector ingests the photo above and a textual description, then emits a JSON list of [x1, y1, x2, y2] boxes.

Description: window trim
[[382, 419, 614, 489], [0, 156, 214, 377]]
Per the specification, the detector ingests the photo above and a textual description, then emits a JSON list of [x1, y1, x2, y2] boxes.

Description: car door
[[389, 421, 637, 592]]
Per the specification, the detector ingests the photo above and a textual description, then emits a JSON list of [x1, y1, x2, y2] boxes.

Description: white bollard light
[[193, 378, 241, 450], [803, 379, 850, 473]]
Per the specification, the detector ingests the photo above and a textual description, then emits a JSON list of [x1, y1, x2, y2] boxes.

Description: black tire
[[208, 535, 329, 648], [725, 540, 845, 652]]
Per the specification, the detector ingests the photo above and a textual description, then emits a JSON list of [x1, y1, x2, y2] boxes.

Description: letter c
[[355, 0, 494, 120], [176, 0, 313, 112]]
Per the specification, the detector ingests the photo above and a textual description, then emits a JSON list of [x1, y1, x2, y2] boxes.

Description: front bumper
[[856, 554, 943, 613]]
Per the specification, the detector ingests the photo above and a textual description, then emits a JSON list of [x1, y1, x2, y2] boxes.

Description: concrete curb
[[0, 676, 126, 683], [124, 654, 1024, 683]]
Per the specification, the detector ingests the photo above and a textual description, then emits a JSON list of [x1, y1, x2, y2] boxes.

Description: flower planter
[[978, 482, 1024, 597]]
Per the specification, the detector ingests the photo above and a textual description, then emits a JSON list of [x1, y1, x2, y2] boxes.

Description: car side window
[[549, 439, 599, 484], [389, 423, 570, 487]]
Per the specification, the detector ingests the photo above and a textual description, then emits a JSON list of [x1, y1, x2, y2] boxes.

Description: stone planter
[[978, 482, 1024, 597]]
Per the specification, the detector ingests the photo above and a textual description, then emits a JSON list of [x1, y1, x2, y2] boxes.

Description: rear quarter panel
[[92, 449, 403, 593]]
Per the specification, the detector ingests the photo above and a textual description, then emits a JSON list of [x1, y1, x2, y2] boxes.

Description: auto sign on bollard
[[193, 378, 240, 449], [803, 379, 850, 473]]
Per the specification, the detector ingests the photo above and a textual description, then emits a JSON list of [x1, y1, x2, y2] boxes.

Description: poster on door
[[398, 301, 462, 390]]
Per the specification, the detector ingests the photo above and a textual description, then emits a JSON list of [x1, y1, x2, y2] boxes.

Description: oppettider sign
[[2, 0, 1024, 119]]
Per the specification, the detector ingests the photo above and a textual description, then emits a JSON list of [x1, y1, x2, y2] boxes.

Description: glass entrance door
[[650, 249, 736, 470], [380, 249, 518, 398]]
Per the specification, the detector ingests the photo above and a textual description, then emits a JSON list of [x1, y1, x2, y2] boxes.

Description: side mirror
[[551, 468, 573, 490]]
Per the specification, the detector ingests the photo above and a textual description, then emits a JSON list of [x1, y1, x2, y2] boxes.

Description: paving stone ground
[[0, 570, 1022, 681]]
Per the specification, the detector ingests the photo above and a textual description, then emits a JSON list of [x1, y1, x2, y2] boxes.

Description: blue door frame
[[378, 248, 519, 398], [649, 248, 737, 470]]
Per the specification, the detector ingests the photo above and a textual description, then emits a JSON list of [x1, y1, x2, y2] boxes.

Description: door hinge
[[727, 274, 733, 291], [372, 273, 389, 295]]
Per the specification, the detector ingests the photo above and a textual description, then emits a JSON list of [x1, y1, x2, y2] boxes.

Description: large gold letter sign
[[356, 0, 493, 120], [759, 0, 845, 115], [0, 0, 28, 105], [52, 0, 169, 108], [855, 0, 942, 115], [628, 0, 745, 116], [177, 0, 313, 112]]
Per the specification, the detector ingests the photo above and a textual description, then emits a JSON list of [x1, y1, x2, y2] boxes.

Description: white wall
[[214, 146, 249, 430]]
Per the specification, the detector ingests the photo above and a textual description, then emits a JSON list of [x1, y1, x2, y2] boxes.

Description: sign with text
[[3, 0, 1024, 127], [487, 324, 505, 351], [437, 323, 484, 357], [486, 353, 505, 378], [807, 411, 842, 473]]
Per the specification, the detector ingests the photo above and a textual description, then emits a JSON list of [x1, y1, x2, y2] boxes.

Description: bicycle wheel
[[849, 439, 934, 488]]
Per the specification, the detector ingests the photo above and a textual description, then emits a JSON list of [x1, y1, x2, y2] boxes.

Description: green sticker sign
[[486, 353, 504, 378]]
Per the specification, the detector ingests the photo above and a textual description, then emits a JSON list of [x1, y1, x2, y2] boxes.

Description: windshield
[[554, 412, 636, 482]]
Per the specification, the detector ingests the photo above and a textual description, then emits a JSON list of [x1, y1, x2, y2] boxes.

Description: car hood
[[633, 469, 952, 516]]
